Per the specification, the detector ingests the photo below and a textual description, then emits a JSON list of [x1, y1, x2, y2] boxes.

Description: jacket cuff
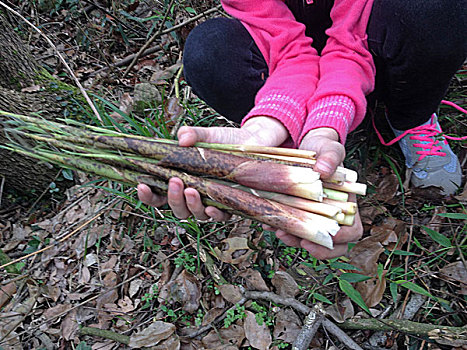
[[242, 91, 307, 146], [299, 95, 355, 145]]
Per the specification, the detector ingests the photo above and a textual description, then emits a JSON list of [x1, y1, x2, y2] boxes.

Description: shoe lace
[[373, 100, 467, 162]]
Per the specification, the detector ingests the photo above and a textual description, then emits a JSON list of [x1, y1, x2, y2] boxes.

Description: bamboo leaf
[[395, 280, 434, 298], [338, 279, 370, 313], [422, 226, 452, 248], [436, 212, 467, 220], [340, 273, 371, 283], [313, 293, 332, 305]]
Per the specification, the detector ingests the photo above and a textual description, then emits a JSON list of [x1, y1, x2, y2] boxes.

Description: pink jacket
[[221, 0, 376, 145]]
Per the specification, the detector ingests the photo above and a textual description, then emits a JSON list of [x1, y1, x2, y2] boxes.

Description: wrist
[[302, 127, 339, 143]]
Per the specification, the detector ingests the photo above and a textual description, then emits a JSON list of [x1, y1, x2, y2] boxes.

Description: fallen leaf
[[129, 279, 143, 298], [326, 298, 355, 323], [244, 310, 272, 350], [374, 173, 399, 203], [349, 240, 384, 276], [128, 321, 176, 348], [152, 333, 181, 350], [202, 324, 245, 349], [158, 270, 201, 313], [271, 271, 299, 297], [355, 271, 387, 307], [237, 269, 269, 291], [440, 261, 467, 284], [43, 303, 72, 320], [61, 308, 78, 341], [202, 307, 225, 327], [218, 284, 244, 304], [273, 308, 302, 343], [214, 237, 254, 264], [0, 282, 16, 310]]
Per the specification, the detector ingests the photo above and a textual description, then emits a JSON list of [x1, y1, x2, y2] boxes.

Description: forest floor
[[0, 1, 466, 349]]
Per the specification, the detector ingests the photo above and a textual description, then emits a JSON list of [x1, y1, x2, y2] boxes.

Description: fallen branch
[[292, 306, 324, 350], [80, 326, 129, 345], [341, 319, 467, 344]]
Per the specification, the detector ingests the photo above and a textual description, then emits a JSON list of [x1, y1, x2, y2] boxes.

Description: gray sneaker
[[391, 114, 462, 195]]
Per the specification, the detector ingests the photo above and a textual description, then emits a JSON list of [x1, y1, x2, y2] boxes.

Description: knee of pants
[[373, 0, 466, 55], [183, 17, 257, 94]]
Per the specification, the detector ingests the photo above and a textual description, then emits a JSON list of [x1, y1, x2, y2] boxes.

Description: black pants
[[183, 0, 466, 131]]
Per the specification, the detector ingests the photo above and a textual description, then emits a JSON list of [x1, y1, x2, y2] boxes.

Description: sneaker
[[390, 114, 462, 195]]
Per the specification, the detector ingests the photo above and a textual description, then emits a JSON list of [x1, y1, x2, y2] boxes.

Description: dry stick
[[292, 305, 324, 350], [80, 327, 129, 345], [0, 1, 103, 124], [0, 176, 4, 208], [122, 0, 177, 77], [341, 319, 467, 343]]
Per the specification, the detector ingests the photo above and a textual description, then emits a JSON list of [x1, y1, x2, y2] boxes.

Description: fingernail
[[186, 195, 194, 205], [171, 182, 181, 195], [178, 134, 188, 145]]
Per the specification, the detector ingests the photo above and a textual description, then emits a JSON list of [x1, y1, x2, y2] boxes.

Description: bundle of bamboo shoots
[[0, 111, 366, 249]]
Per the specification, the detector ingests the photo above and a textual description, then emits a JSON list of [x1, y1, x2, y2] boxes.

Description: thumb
[[314, 142, 345, 179], [177, 126, 249, 146]]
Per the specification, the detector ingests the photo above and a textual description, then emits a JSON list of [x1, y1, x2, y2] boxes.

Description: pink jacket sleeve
[[221, 0, 321, 145], [301, 0, 376, 144]]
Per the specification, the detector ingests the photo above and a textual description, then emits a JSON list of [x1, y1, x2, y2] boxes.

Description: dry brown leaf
[[129, 279, 144, 299], [244, 310, 272, 350], [202, 324, 245, 349], [374, 173, 399, 204], [237, 269, 269, 291], [359, 205, 388, 226], [326, 298, 355, 323], [158, 270, 201, 314], [440, 261, 467, 284], [72, 229, 98, 258], [271, 271, 299, 297], [0, 282, 16, 309], [152, 333, 181, 350], [41, 283, 61, 302], [273, 308, 302, 343], [61, 308, 78, 341], [218, 284, 244, 304], [454, 182, 467, 203], [43, 303, 72, 320], [202, 307, 225, 327], [214, 237, 254, 264], [349, 240, 384, 276], [128, 321, 176, 348], [356, 271, 387, 307]]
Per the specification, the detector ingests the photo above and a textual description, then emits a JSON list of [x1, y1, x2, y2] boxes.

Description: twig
[[322, 319, 364, 350], [0, 1, 103, 123], [0, 176, 4, 208], [123, 0, 176, 78], [292, 305, 324, 350], [341, 319, 467, 342], [366, 293, 426, 348], [80, 326, 129, 345]]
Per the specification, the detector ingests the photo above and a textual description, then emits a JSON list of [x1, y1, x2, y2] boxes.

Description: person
[[138, 0, 467, 259]]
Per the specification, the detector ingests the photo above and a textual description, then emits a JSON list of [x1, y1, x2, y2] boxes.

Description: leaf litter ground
[[0, 1, 466, 349]]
